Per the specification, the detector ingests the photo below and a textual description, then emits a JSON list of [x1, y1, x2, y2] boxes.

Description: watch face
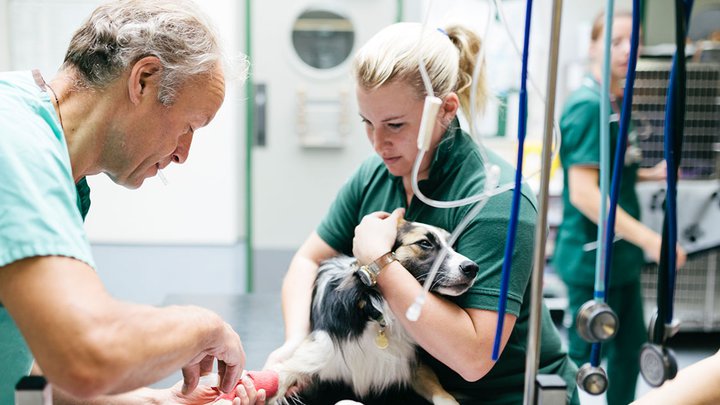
[[357, 268, 373, 286]]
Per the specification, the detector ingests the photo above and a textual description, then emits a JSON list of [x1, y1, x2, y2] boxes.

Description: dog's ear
[[396, 216, 406, 229]]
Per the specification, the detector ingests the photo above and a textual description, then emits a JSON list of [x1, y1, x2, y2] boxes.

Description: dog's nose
[[460, 260, 479, 278]]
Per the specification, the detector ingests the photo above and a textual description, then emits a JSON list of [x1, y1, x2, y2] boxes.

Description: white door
[[6, 0, 246, 245], [248, 0, 398, 282]]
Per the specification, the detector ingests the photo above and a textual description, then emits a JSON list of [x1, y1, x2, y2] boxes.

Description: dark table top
[[153, 293, 285, 388]]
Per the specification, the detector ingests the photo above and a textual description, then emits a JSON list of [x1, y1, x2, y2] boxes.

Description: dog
[[268, 219, 479, 405]]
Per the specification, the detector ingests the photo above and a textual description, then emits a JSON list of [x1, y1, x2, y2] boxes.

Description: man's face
[[104, 63, 226, 189]]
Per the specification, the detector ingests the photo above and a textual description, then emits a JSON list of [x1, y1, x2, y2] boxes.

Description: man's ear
[[128, 56, 163, 105]]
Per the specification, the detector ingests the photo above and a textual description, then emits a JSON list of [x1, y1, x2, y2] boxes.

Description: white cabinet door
[[249, 1, 397, 253]]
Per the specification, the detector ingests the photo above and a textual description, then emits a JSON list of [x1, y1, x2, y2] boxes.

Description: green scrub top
[[317, 121, 578, 404], [0, 70, 95, 405], [552, 76, 644, 288]]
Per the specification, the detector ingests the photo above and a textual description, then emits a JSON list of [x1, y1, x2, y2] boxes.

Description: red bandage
[[212, 370, 279, 401]]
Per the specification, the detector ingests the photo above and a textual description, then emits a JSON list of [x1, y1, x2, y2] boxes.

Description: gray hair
[[352, 22, 488, 129], [62, 0, 232, 105]]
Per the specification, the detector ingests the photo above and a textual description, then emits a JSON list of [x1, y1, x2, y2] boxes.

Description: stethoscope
[[491, 0, 533, 362], [575, 0, 642, 395], [639, 0, 694, 388]]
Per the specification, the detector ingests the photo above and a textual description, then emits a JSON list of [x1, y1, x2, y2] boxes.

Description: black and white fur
[[269, 220, 479, 404]]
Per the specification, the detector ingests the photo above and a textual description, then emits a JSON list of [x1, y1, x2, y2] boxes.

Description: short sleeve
[[559, 96, 601, 168], [454, 189, 538, 316], [316, 162, 368, 255], [0, 88, 95, 269]]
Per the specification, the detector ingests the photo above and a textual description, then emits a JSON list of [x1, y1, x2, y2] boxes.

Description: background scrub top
[[552, 76, 644, 288]]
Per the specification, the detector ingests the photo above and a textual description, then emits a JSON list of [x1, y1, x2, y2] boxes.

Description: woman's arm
[[631, 350, 720, 405], [380, 264, 515, 381], [264, 232, 338, 368], [352, 209, 515, 381], [637, 160, 667, 182], [568, 165, 686, 266]]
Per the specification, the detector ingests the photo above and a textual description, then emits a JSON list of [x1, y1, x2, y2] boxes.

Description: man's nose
[[172, 132, 194, 164]]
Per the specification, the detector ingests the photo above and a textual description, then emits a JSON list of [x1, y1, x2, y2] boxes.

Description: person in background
[[552, 10, 687, 405], [265, 22, 579, 404], [0, 0, 264, 403]]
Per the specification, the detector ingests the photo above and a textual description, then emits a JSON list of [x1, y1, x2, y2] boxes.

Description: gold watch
[[356, 252, 396, 287]]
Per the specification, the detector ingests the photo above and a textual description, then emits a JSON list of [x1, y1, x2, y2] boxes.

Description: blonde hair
[[591, 10, 633, 42], [352, 22, 488, 129]]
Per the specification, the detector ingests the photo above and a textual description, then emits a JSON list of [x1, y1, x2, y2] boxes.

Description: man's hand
[[160, 375, 267, 405], [182, 322, 245, 395]]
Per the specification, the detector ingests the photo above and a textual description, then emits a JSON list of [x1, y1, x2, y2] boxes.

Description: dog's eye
[[416, 239, 434, 250]]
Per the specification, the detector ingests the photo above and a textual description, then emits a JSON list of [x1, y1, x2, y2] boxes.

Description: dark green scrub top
[[317, 121, 578, 404], [552, 76, 644, 288]]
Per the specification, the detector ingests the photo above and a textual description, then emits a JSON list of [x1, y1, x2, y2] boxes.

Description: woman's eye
[[388, 123, 403, 130]]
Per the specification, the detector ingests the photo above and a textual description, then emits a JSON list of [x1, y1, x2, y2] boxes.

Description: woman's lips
[[383, 156, 400, 165]]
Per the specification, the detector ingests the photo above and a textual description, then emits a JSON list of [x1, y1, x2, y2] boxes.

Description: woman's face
[[591, 15, 634, 80], [356, 80, 448, 179]]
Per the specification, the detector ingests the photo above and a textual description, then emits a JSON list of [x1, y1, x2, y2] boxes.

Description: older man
[[0, 1, 262, 403]]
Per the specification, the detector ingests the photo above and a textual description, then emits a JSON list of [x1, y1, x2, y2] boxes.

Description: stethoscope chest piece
[[576, 301, 619, 343], [639, 343, 678, 387], [576, 363, 609, 396]]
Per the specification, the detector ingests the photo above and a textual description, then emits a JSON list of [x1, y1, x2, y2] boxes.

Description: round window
[[292, 9, 355, 70]]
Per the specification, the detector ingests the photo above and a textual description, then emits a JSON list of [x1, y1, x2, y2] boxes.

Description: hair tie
[[436, 27, 449, 37]]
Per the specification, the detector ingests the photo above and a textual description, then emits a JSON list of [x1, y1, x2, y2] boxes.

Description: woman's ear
[[441, 92, 460, 126]]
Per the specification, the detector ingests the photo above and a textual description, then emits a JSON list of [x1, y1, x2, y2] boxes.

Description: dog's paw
[[431, 394, 460, 405], [266, 366, 310, 405]]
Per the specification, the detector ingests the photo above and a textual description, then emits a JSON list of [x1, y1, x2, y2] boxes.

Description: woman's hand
[[638, 160, 668, 182], [263, 338, 302, 370], [643, 233, 687, 269], [263, 339, 305, 397], [352, 208, 405, 265]]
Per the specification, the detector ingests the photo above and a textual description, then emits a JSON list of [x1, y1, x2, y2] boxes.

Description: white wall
[[6, 0, 246, 245], [0, 0, 8, 70]]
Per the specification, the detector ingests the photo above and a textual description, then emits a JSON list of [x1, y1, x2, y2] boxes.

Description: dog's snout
[[460, 260, 479, 278]]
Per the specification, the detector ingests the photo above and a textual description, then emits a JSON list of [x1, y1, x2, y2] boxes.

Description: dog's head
[[391, 219, 478, 296]]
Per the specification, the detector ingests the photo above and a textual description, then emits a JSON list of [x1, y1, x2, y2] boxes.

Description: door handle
[[254, 83, 267, 147]]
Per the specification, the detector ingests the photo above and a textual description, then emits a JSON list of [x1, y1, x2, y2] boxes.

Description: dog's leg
[[267, 331, 335, 404], [411, 363, 459, 405]]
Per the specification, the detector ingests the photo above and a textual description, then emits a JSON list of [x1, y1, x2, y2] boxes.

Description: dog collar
[[356, 252, 396, 287]]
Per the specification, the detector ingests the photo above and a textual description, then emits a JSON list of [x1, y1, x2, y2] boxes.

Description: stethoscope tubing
[[591, 0, 642, 367], [491, 0, 533, 362]]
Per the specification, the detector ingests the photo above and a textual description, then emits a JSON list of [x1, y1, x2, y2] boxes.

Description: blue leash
[[492, 0, 533, 361]]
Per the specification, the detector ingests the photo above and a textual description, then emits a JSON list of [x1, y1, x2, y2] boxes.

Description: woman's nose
[[371, 130, 390, 147]]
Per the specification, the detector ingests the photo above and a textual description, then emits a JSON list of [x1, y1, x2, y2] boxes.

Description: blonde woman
[[266, 22, 578, 405]]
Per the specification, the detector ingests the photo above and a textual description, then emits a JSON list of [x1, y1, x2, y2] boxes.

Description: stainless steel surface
[[523, 0, 564, 403], [154, 293, 285, 388]]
